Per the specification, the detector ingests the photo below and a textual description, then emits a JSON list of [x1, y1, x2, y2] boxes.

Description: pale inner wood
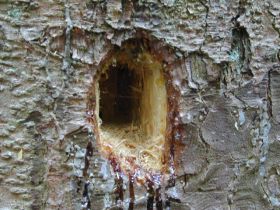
[[96, 52, 167, 173]]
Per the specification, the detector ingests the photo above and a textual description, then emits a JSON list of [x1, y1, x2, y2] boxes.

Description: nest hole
[[95, 50, 167, 173]]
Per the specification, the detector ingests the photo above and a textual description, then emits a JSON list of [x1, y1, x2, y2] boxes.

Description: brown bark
[[0, 0, 280, 209]]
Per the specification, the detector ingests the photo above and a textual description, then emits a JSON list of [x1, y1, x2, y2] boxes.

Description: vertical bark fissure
[[62, 0, 73, 76]]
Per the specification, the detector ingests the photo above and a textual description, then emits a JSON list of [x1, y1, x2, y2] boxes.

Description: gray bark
[[0, 0, 280, 209]]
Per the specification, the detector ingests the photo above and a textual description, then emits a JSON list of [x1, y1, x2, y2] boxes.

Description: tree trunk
[[0, 0, 279, 209]]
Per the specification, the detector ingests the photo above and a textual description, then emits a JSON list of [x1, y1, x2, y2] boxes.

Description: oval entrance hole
[[95, 49, 167, 173]]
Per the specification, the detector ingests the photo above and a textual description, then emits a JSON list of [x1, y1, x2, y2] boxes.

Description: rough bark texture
[[0, 0, 280, 209]]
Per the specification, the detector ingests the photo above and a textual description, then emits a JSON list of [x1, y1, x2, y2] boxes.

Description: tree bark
[[0, 0, 280, 209]]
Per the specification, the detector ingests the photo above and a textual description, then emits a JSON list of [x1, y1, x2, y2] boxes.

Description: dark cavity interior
[[99, 65, 142, 125]]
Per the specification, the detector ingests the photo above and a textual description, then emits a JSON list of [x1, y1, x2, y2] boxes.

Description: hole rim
[[87, 34, 183, 176]]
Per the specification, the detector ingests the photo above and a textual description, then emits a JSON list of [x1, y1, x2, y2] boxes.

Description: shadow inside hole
[[99, 64, 142, 125]]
